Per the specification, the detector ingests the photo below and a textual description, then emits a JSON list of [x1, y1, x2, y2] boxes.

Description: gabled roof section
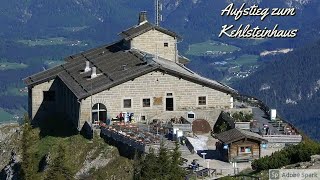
[[119, 22, 181, 41], [24, 42, 237, 100], [23, 41, 156, 99], [215, 128, 266, 144]]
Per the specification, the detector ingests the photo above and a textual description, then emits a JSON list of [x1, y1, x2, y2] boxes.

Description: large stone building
[[24, 12, 238, 130]]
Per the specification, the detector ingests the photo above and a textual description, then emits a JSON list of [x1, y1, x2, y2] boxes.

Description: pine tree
[[20, 115, 36, 180], [157, 141, 171, 180], [169, 141, 186, 180], [45, 144, 73, 180], [138, 142, 186, 180], [140, 148, 159, 180]]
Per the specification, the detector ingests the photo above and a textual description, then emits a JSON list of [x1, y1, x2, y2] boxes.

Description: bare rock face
[[286, 154, 320, 169], [309, 155, 320, 169], [0, 124, 21, 170], [38, 153, 51, 172], [311, 155, 320, 162], [0, 151, 21, 180], [75, 148, 112, 179]]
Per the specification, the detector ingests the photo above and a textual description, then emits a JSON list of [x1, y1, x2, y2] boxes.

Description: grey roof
[[119, 22, 181, 41], [24, 41, 237, 100], [215, 128, 266, 144]]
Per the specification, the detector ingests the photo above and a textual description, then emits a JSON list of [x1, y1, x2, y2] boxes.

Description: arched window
[[92, 103, 107, 124]]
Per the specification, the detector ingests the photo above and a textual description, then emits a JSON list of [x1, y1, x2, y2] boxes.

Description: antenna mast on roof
[[155, 0, 162, 26]]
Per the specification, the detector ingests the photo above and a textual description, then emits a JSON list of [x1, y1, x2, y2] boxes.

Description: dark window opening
[[143, 98, 151, 107], [164, 42, 169, 47], [188, 114, 195, 118], [198, 96, 206, 105], [43, 91, 55, 101], [166, 98, 174, 111], [141, 116, 146, 121], [167, 93, 173, 96], [124, 99, 132, 108]]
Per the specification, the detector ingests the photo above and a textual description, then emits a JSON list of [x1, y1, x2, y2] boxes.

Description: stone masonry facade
[[31, 79, 79, 128], [29, 21, 234, 130], [31, 80, 54, 120], [79, 71, 232, 128], [130, 29, 177, 62]]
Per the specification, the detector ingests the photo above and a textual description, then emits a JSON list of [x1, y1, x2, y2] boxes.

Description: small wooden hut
[[215, 128, 267, 162]]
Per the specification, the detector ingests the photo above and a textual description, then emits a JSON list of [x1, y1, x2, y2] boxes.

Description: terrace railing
[[234, 94, 301, 136]]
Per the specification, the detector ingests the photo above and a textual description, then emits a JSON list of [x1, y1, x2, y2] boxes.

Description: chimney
[[138, 11, 148, 25], [84, 61, 91, 73], [91, 66, 97, 79]]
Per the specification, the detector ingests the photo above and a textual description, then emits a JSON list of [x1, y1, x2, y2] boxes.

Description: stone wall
[[79, 71, 232, 127], [130, 29, 177, 62], [30, 79, 80, 128], [31, 80, 54, 120]]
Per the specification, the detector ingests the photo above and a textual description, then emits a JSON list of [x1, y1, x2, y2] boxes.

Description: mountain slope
[[1, 0, 320, 45], [233, 40, 320, 141]]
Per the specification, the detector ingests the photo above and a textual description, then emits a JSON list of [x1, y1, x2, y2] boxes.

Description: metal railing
[[263, 135, 302, 143], [234, 94, 301, 136]]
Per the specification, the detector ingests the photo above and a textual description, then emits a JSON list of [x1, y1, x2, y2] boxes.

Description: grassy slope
[[231, 55, 259, 66], [0, 62, 28, 70], [186, 40, 240, 56], [27, 128, 133, 179], [17, 37, 89, 47], [0, 108, 13, 122], [219, 170, 269, 180]]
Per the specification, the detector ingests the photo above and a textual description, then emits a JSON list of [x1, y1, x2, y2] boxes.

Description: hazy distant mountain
[[0, 0, 319, 46], [233, 40, 320, 141]]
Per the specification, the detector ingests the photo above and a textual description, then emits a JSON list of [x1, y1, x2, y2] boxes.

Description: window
[[92, 103, 107, 123], [188, 114, 195, 118], [167, 93, 173, 96], [43, 91, 55, 101], [239, 146, 251, 154], [164, 42, 169, 47], [142, 98, 151, 107], [123, 99, 132, 108], [198, 96, 206, 105]]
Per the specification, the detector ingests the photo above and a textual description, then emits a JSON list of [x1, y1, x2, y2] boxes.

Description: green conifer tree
[[20, 115, 36, 180], [157, 141, 171, 180], [140, 148, 159, 180], [169, 141, 186, 180]]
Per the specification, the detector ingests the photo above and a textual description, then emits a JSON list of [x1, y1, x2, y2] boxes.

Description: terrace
[[100, 122, 162, 153]]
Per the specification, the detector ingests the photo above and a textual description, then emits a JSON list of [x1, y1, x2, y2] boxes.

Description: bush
[[232, 112, 253, 122], [252, 141, 320, 171]]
